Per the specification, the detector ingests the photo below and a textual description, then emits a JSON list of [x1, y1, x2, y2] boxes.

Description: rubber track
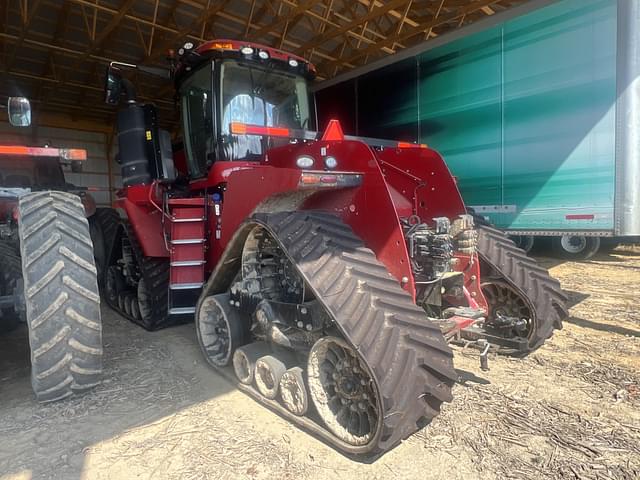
[[476, 224, 569, 353], [254, 211, 457, 455], [18, 191, 102, 402], [0, 241, 23, 333], [90, 207, 121, 287], [100, 217, 175, 332]]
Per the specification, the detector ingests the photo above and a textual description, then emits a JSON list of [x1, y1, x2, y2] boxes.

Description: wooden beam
[[143, 0, 233, 62], [4, 0, 43, 72], [296, 0, 409, 54], [323, 0, 504, 72], [246, 0, 322, 41]]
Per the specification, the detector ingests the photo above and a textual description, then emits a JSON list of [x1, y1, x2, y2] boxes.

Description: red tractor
[[0, 97, 103, 402], [101, 39, 567, 457]]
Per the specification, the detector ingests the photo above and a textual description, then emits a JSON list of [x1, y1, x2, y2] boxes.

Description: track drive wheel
[[308, 336, 379, 446], [477, 224, 568, 355], [18, 191, 102, 402]]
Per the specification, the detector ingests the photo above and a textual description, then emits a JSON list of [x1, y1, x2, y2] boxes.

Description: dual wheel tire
[[18, 192, 102, 402], [552, 235, 601, 260], [509, 234, 602, 260]]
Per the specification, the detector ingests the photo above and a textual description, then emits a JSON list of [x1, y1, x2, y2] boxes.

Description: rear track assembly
[[196, 211, 457, 457]]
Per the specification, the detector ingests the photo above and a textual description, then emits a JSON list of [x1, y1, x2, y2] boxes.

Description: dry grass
[[1, 247, 639, 479]]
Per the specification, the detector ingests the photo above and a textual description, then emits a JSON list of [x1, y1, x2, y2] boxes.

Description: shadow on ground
[[565, 316, 640, 338], [0, 305, 235, 480]]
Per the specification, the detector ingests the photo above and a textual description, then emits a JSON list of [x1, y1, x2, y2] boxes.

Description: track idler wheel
[[280, 367, 308, 416], [307, 336, 379, 446], [233, 342, 271, 385], [196, 293, 246, 367]]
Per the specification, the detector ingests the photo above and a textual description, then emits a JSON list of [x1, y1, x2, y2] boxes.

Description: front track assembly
[[196, 211, 457, 457], [464, 224, 569, 354]]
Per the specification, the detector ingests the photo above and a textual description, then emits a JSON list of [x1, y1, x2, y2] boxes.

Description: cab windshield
[[220, 60, 310, 161]]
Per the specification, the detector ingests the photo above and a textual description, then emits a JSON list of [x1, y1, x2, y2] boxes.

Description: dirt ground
[[1, 248, 639, 480]]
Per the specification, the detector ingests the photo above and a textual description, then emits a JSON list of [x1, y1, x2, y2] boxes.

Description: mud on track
[[1, 248, 639, 479]]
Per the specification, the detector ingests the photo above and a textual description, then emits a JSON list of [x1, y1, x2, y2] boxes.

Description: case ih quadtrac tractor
[[0, 103, 103, 402], [100, 39, 567, 457]]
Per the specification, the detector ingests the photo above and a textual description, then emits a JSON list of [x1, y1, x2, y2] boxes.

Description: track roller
[[232, 342, 271, 385], [196, 293, 246, 367], [254, 351, 297, 399], [279, 367, 308, 416], [307, 336, 379, 446]]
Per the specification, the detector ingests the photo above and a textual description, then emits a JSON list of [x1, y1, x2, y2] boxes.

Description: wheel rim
[[510, 235, 534, 252], [197, 295, 233, 366], [280, 367, 308, 416], [560, 235, 587, 253], [481, 280, 535, 339], [307, 336, 379, 446], [233, 349, 253, 384]]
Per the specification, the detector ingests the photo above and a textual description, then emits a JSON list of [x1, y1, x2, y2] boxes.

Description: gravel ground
[[1, 248, 639, 480]]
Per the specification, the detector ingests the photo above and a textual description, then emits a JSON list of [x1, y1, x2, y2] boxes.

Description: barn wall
[[0, 121, 121, 207]]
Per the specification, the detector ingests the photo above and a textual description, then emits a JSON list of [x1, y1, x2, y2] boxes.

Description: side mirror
[[7, 97, 31, 127], [104, 66, 123, 105]]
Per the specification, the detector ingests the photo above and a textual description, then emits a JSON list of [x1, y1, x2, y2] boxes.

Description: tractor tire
[[0, 242, 24, 334], [476, 224, 568, 355], [552, 235, 600, 260], [89, 207, 120, 287], [18, 191, 102, 402]]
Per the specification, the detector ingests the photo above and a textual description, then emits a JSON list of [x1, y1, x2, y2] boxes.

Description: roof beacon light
[[289, 58, 299, 68], [258, 50, 270, 60], [240, 46, 254, 55]]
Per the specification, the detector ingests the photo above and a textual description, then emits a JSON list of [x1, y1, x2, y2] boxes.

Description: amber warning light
[[0, 146, 87, 160]]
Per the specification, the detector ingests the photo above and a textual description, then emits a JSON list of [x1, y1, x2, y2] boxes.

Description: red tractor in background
[[0, 97, 103, 402], [100, 39, 567, 457]]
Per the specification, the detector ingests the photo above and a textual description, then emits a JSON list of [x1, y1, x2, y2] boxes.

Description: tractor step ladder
[[167, 197, 207, 323]]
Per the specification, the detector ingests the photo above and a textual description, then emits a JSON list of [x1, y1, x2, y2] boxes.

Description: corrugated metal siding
[[0, 121, 120, 206]]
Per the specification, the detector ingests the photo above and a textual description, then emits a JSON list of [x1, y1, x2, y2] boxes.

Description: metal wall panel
[[0, 121, 115, 206]]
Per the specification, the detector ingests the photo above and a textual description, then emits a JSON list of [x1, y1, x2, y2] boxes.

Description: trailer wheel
[[18, 191, 102, 402], [509, 235, 534, 253], [552, 235, 600, 260]]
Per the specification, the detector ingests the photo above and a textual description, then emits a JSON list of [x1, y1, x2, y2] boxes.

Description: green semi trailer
[[315, 0, 640, 259]]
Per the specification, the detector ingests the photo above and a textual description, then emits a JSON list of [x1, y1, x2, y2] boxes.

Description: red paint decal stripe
[[566, 214, 595, 220]]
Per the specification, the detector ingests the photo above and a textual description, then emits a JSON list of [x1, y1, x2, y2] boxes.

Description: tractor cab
[[105, 40, 316, 185]]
